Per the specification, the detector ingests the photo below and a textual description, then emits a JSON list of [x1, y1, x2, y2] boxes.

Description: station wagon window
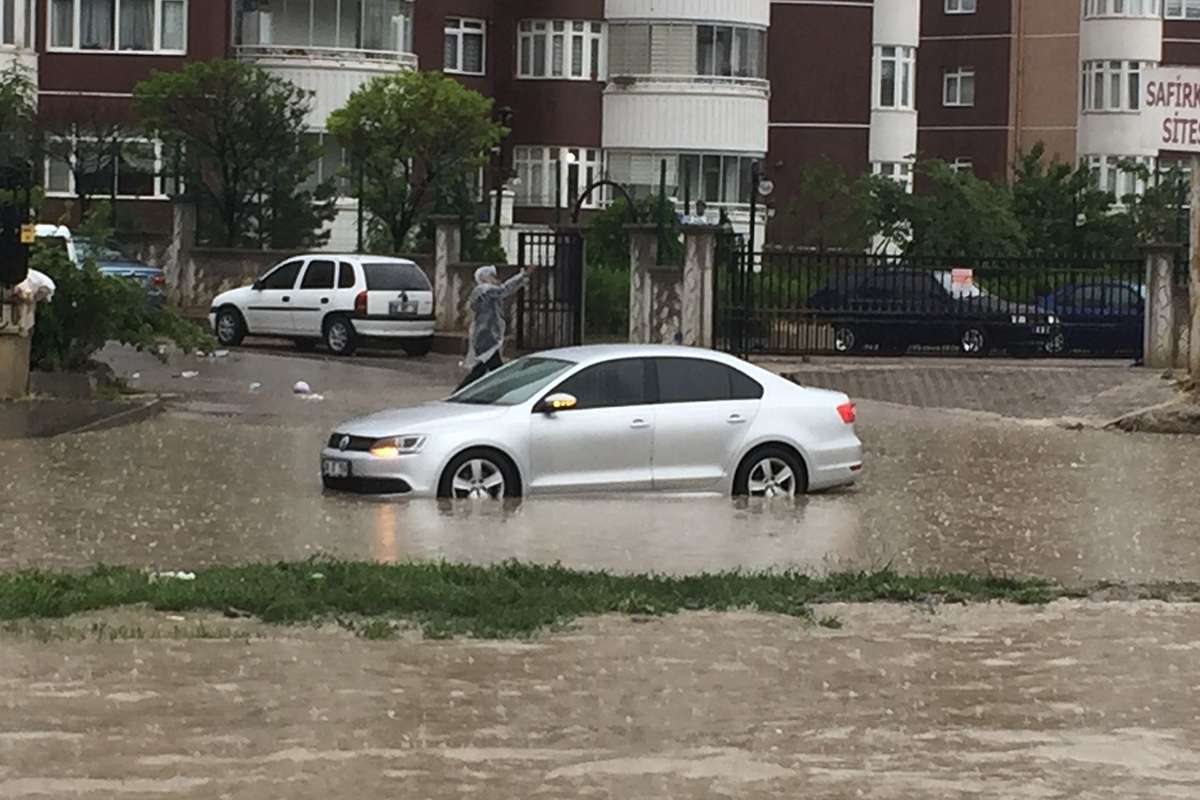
[[363, 262, 430, 291], [338, 262, 356, 288], [260, 260, 303, 290], [656, 358, 763, 403], [300, 260, 335, 290], [554, 359, 646, 409]]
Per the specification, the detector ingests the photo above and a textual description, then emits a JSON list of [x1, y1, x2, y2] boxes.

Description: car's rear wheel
[[324, 316, 357, 356], [215, 307, 246, 347], [733, 446, 808, 498], [438, 448, 521, 500], [960, 327, 989, 357], [832, 325, 860, 354], [402, 337, 433, 357], [1045, 331, 1066, 355]]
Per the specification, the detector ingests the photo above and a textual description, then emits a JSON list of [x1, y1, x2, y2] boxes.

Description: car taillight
[[151, 274, 166, 287], [837, 402, 856, 424], [354, 291, 368, 317]]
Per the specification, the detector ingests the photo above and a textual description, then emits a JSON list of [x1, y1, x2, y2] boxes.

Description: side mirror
[[252, 280, 263, 291], [538, 393, 578, 414]]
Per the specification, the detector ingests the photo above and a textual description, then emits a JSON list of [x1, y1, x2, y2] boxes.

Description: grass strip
[[0, 561, 1060, 640]]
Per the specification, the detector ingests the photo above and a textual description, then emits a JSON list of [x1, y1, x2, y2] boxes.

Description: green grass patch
[[0, 561, 1062, 640]]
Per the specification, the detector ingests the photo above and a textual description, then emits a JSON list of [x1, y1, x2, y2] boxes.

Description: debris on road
[[178, 371, 199, 379], [293, 381, 312, 395], [249, 382, 263, 393], [148, 570, 196, 583]]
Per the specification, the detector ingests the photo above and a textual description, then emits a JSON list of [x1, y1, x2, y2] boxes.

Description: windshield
[[449, 357, 575, 406], [76, 239, 123, 262], [364, 262, 430, 291]]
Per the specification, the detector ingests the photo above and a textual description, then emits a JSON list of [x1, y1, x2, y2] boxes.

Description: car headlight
[[1011, 314, 1027, 325], [1047, 315, 1058, 325], [368, 435, 426, 458]]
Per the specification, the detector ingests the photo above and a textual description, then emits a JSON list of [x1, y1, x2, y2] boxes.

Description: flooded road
[[1, 394, 1197, 582], [2, 601, 1198, 798]]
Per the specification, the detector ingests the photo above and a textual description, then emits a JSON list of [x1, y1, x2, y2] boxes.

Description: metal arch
[[570, 180, 640, 223]]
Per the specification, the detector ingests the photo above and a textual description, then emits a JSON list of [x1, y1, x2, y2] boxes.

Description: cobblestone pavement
[[767, 357, 1179, 421], [1, 601, 1198, 799]]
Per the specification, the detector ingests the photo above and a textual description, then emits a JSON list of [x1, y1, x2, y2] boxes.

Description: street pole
[[356, 158, 365, 254], [555, 158, 562, 225], [1190, 156, 1200, 379]]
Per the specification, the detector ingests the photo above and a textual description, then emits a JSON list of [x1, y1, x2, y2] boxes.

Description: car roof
[[286, 254, 419, 264], [534, 344, 748, 367]]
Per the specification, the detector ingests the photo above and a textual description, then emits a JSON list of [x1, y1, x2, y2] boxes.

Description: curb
[[54, 394, 173, 438]]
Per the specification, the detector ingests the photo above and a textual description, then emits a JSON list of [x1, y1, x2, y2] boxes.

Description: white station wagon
[[210, 254, 435, 356]]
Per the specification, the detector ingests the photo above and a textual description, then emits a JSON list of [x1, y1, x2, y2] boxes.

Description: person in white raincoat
[[456, 264, 535, 391]]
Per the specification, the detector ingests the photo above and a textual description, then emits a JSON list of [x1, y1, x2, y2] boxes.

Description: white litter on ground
[[179, 371, 199, 379], [148, 571, 196, 583], [293, 381, 312, 395]]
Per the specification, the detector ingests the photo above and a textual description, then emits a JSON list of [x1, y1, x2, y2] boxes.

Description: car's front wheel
[[438, 448, 521, 500], [733, 446, 808, 498], [960, 327, 989, 357], [832, 325, 860, 354], [323, 316, 357, 356], [215, 306, 246, 347]]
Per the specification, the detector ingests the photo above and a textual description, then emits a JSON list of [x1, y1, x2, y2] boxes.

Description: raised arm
[[496, 269, 531, 298]]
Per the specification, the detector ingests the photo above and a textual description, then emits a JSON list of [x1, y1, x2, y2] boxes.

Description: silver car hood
[[334, 402, 509, 438]]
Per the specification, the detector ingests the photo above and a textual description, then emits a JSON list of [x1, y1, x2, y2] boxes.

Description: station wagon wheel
[[323, 316, 357, 356], [438, 448, 522, 500], [833, 325, 859, 354], [960, 327, 988, 357], [733, 446, 808, 498], [215, 307, 245, 346]]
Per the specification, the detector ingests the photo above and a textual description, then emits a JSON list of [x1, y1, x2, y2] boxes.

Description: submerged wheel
[[833, 325, 859, 354], [960, 327, 988, 357], [733, 446, 808, 498], [437, 449, 521, 500]]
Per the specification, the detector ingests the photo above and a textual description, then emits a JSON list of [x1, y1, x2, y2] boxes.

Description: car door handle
[[282, 296, 290, 303], [630, 419, 651, 429], [727, 414, 747, 424], [321, 298, 329, 304]]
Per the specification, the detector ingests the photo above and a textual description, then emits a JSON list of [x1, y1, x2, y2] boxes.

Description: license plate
[[1034, 326, 1050, 335], [322, 459, 350, 479], [389, 300, 418, 316]]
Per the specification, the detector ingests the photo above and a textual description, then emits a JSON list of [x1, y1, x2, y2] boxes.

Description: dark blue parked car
[[76, 237, 166, 308], [1037, 281, 1144, 356]]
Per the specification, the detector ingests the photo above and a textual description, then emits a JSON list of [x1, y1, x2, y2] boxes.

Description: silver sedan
[[320, 345, 863, 499]]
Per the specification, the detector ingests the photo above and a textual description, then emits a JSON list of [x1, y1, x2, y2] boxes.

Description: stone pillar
[[432, 215, 462, 332], [165, 200, 197, 308], [627, 224, 659, 344], [1143, 244, 1180, 369], [682, 225, 719, 348], [0, 288, 32, 400]]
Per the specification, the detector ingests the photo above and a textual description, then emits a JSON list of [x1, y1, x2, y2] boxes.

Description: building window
[[1081, 60, 1146, 112], [695, 25, 767, 79], [517, 20, 605, 81], [298, 133, 348, 194], [44, 137, 177, 199], [1084, 0, 1162, 16], [945, 0, 976, 12], [444, 17, 484, 75], [943, 67, 975, 107], [48, 0, 187, 53], [1165, 0, 1200, 18], [513, 146, 602, 207], [950, 158, 974, 174], [1087, 155, 1154, 202], [873, 161, 914, 193], [678, 154, 758, 205], [236, 0, 415, 54], [874, 46, 916, 110]]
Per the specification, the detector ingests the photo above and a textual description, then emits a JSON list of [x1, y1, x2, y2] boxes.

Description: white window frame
[[48, 0, 188, 54], [1086, 154, 1154, 204], [1084, 0, 1161, 17], [943, 66, 975, 107], [513, 145, 603, 208], [1165, 0, 1200, 18], [44, 136, 178, 200], [1, 0, 33, 46], [872, 161, 914, 193], [873, 45, 916, 110], [444, 16, 485, 76], [945, 0, 976, 13], [1081, 60, 1149, 113], [517, 19, 606, 81]]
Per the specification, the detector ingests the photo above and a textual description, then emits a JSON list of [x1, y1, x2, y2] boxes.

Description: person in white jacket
[[455, 264, 535, 391]]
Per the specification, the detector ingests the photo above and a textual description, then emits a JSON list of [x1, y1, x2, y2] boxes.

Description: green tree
[[133, 59, 335, 249], [1118, 159, 1190, 246], [783, 157, 871, 251], [327, 70, 505, 252]]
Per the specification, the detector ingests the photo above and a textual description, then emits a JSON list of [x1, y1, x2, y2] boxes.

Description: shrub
[[586, 266, 630, 339], [29, 245, 214, 371]]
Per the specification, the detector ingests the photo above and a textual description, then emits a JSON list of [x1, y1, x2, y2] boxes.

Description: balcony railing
[[607, 73, 770, 94], [236, 44, 418, 69]]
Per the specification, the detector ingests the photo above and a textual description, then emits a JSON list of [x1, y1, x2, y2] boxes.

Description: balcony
[[235, 1, 417, 129]]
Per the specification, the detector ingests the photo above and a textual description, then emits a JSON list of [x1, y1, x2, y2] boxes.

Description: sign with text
[[1144, 67, 1200, 151]]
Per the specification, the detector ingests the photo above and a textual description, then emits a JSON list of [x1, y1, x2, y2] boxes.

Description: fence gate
[[516, 230, 585, 351]]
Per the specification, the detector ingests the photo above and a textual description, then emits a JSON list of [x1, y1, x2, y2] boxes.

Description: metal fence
[[715, 247, 1150, 357], [516, 231, 585, 351]]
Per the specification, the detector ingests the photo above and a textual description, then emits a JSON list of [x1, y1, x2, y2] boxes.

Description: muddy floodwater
[[2, 601, 1199, 798], [1, 400, 1198, 582]]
